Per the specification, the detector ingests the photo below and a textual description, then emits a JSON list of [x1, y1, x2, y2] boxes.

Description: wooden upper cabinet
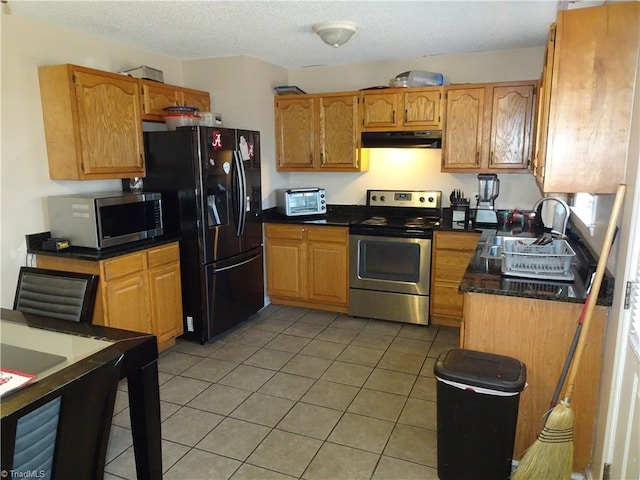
[[140, 80, 211, 122], [180, 87, 211, 114], [317, 94, 361, 170], [442, 87, 485, 170], [140, 82, 180, 119], [38, 64, 145, 180], [361, 87, 442, 131], [275, 96, 315, 170], [404, 89, 442, 129], [537, 2, 640, 194], [442, 81, 535, 173], [361, 92, 398, 129], [488, 84, 534, 169], [531, 24, 556, 185], [275, 93, 367, 172]]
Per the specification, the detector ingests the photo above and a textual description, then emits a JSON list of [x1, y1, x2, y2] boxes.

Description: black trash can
[[434, 348, 526, 480]]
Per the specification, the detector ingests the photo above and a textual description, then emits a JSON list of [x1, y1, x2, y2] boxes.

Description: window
[[572, 192, 598, 226]]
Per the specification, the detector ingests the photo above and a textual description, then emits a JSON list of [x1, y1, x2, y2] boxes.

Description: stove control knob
[[428, 196, 435, 203], [380, 196, 386, 202], [419, 196, 425, 203], [371, 195, 377, 202]]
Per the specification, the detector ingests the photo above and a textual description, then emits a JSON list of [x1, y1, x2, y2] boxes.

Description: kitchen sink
[[480, 235, 505, 259], [479, 234, 534, 260]]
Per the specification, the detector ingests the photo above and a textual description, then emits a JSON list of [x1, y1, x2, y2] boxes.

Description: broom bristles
[[512, 401, 574, 480]]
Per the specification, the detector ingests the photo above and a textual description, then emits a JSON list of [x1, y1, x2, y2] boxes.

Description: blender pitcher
[[475, 174, 500, 224]]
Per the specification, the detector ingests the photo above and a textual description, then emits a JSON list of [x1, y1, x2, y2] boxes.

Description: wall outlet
[[186, 316, 194, 332]]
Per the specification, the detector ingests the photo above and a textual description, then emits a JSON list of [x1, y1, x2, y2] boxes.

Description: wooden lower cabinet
[[265, 223, 348, 312], [37, 242, 183, 352], [462, 292, 607, 473], [430, 231, 480, 326]]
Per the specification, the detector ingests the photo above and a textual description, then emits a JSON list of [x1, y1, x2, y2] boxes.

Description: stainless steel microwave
[[276, 188, 326, 216], [47, 191, 163, 249]]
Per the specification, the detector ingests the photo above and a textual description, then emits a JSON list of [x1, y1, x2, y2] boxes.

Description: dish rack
[[501, 238, 576, 280]]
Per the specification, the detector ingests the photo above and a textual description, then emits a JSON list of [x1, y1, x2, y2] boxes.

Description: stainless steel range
[[349, 189, 442, 325]]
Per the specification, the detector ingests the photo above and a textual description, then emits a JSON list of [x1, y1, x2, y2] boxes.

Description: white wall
[[288, 46, 546, 92], [283, 149, 542, 211], [0, 15, 184, 307]]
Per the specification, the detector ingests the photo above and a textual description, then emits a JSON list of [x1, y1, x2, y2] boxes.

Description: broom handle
[[551, 227, 619, 407], [562, 184, 626, 403]]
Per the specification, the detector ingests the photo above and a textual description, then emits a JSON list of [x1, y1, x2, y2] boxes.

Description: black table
[[0, 308, 162, 479]]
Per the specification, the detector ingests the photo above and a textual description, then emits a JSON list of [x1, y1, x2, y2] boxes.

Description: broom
[[549, 228, 618, 410], [513, 184, 626, 480]]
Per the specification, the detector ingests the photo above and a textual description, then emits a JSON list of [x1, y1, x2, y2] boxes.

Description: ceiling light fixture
[[312, 21, 358, 48]]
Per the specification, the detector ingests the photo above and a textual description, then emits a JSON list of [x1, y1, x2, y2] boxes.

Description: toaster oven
[[276, 188, 326, 216]]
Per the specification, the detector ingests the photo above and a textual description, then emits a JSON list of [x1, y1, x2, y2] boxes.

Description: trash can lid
[[434, 348, 526, 393]]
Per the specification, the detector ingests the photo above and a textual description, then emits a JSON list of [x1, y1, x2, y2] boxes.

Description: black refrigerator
[[142, 126, 264, 343]]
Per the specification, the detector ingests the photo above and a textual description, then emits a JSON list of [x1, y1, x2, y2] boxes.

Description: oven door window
[[359, 241, 420, 282], [350, 235, 431, 295]]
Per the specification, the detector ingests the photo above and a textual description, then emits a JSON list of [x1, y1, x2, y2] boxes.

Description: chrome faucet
[[533, 196, 571, 238]]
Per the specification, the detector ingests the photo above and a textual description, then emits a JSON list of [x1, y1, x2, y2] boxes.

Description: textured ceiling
[[8, 1, 562, 69]]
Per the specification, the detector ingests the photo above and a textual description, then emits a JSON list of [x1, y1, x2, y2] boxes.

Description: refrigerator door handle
[[240, 150, 248, 231], [232, 150, 245, 237], [214, 255, 257, 273], [235, 150, 248, 235]]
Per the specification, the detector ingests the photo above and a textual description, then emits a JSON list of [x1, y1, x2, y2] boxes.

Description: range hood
[[361, 130, 442, 148]]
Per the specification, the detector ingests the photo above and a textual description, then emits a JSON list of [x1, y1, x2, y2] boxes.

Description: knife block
[[449, 204, 470, 229]]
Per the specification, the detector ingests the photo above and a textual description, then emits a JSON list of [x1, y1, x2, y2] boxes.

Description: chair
[[13, 267, 99, 323], [1, 349, 124, 479]]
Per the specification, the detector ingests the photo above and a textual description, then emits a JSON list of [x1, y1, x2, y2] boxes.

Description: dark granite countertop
[[459, 227, 614, 306], [29, 235, 181, 261], [262, 205, 368, 226], [263, 205, 481, 231]]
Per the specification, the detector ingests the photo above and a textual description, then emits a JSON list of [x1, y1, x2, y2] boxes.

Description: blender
[[475, 174, 500, 225]]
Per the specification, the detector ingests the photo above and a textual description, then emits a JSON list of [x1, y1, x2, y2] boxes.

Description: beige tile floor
[[105, 305, 459, 480]]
